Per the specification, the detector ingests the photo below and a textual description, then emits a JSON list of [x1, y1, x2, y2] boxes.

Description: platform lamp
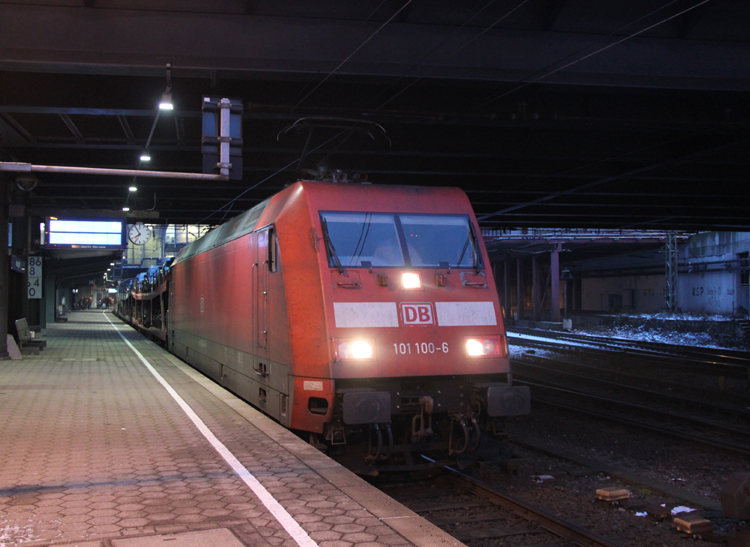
[[159, 62, 173, 111], [158, 90, 173, 111]]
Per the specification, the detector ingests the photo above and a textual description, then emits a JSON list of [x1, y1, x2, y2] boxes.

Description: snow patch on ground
[[622, 312, 731, 322], [574, 327, 720, 348], [571, 312, 747, 350], [509, 345, 557, 360]]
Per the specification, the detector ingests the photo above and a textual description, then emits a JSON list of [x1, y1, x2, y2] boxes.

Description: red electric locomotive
[[126, 180, 529, 468]]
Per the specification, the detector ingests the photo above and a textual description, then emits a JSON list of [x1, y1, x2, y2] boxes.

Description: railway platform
[[0, 311, 462, 547]]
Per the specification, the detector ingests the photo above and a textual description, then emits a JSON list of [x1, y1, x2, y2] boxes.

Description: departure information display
[[44, 219, 125, 249]]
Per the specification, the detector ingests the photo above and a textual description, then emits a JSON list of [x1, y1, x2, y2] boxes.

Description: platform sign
[[27, 256, 42, 299], [11, 254, 24, 274]]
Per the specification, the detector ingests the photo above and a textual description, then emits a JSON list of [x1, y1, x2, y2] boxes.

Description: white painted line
[[104, 314, 318, 547]]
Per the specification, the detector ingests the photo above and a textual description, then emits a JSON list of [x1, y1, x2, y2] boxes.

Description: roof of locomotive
[[173, 180, 470, 265]]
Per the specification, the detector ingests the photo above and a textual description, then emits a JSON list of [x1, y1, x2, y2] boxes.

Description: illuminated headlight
[[466, 337, 501, 357], [336, 339, 375, 360], [401, 272, 422, 290]]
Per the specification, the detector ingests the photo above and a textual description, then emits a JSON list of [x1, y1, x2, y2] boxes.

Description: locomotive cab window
[[320, 211, 482, 269], [400, 214, 481, 269], [320, 212, 405, 268]]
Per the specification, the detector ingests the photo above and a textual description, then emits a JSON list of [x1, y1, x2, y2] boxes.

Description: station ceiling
[[1, 0, 749, 232]]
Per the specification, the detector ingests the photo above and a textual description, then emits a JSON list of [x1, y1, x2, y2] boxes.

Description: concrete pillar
[[503, 261, 511, 322], [0, 175, 9, 359], [516, 258, 524, 321], [532, 254, 541, 320], [551, 244, 561, 322], [28, 217, 42, 329], [44, 277, 55, 324]]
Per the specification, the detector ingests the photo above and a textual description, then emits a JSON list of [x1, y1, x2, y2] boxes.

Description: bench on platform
[[15, 318, 47, 354]]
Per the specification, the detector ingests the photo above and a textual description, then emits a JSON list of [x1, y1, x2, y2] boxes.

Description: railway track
[[508, 329, 750, 382], [518, 379, 750, 457], [512, 356, 750, 421], [380, 461, 625, 547], [510, 353, 750, 456], [508, 327, 750, 367]]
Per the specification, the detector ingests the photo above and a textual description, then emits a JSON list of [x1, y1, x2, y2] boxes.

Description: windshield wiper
[[456, 224, 482, 273], [321, 218, 344, 273], [457, 236, 471, 267]]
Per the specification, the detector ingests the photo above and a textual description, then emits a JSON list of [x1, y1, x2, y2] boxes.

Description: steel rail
[[522, 382, 750, 457], [512, 358, 750, 420], [509, 327, 750, 365], [508, 335, 749, 379], [426, 458, 625, 547]]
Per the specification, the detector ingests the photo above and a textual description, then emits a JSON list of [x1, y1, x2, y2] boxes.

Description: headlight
[[401, 272, 422, 290], [336, 339, 375, 360], [466, 336, 501, 357]]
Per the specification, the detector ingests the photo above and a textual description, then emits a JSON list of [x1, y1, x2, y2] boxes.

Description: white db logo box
[[400, 303, 434, 326]]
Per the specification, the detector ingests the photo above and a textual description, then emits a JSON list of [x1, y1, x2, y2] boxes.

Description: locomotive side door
[[255, 228, 270, 358]]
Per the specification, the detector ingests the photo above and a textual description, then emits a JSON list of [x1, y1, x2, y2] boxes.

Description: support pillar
[[28, 217, 43, 329], [0, 175, 10, 359], [503, 261, 511, 322], [665, 232, 678, 313], [532, 254, 541, 321], [516, 258, 524, 321], [551, 244, 561, 322]]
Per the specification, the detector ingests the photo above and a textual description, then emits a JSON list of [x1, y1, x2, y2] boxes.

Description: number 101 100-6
[[393, 342, 449, 355]]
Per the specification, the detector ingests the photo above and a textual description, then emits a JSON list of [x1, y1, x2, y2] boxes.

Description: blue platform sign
[[11, 254, 24, 273]]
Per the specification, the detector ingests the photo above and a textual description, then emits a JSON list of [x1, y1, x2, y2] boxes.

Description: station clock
[[128, 223, 152, 245]]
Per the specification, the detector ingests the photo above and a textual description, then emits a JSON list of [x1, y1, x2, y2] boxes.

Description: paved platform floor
[[0, 311, 462, 547]]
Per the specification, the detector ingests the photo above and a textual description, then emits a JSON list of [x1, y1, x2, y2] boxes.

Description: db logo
[[400, 303, 434, 326]]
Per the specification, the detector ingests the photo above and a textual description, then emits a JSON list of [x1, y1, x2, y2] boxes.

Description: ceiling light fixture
[[158, 92, 173, 111], [139, 152, 151, 162], [129, 186, 137, 192], [122, 206, 130, 212], [158, 62, 173, 111]]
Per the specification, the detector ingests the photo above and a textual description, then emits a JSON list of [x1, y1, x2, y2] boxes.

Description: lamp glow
[[122, 207, 130, 212], [159, 92, 173, 110], [139, 153, 151, 162], [466, 337, 501, 357], [129, 186, 138, 192], [401, 272, 422, 290], [466, 339, 484, 356], [336, 339, 374, 360]]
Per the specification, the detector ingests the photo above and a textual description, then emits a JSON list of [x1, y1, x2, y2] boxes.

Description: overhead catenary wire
[[370, 0, 530, 114], [475, 0, 713, 109], [215, 0, 525, 223], [203, 129, 347, 225], [286, 0, 391, 110], [370, 0, 687, 115], [204, 2, 410, 223], [205, 0, 718, 228], [291, 0, 414, 112]]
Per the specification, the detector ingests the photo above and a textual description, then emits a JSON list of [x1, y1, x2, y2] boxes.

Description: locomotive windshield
[[320, 211, 481, 269]]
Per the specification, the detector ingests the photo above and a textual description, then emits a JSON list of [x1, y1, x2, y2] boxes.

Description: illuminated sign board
[[44, 218, 125, 249]]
